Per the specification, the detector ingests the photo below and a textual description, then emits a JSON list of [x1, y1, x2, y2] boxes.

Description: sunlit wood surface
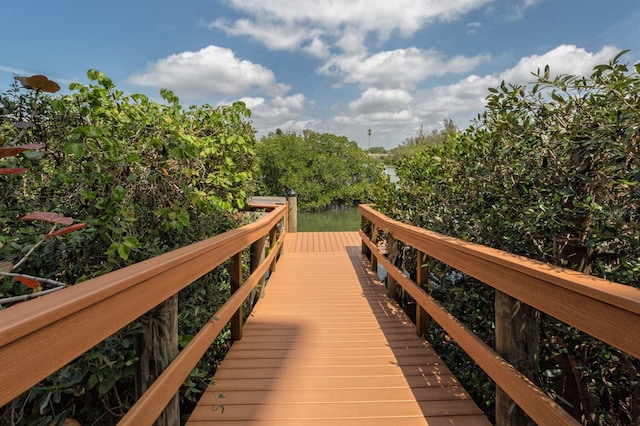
[[186, 232, 490, 425]]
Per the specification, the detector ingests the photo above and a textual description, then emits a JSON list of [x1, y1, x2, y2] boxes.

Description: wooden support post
[[370, 224, 379, 274], [415, 250, 430, 337], [286, 189, 297, 233], [136, 295, 179, 426], [250, 236, 266, 302], [269, 227, 278, 274], [386, 233, 397, 298], [230, 252, 243, 341], [361, 217, 372, 257], [495, 291, 539, 426]]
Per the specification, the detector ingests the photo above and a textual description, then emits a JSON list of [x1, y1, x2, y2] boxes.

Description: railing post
[[269, 226, 279, 274], [495, 291, 539, 426], [135, 295, 179, 426], [385, 233, 397, 298], [361, 215, 372, 257], [415, 250, 430, 337], [369, 224, 379, 273], [286, 189, 297, 233], [250, 236, 267, 303], [230, 252, 243, 341]]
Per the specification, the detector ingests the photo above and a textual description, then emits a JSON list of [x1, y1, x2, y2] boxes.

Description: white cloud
[[409, 45, 620, 130], [303, 37, 331, 59], [500, 44, 620, 83], [128, 45, 290, 98], [211, 1, 494, 92], [243, 93, 308, 131], [210, 19, 317, 51], [319, 48, 490, 89], [320, 45, 622, 148], [219, 0, 492, 42], [349, 88, 413, 114]]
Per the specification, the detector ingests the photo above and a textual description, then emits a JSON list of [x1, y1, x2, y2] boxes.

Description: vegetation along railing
[[0, 204, 288, 424], [359, 204, 640, 426]]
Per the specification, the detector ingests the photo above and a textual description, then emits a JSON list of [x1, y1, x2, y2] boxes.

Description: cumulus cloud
[[325, 45, 621, 148], [500, 44, 620, 83], [349, 88, 413, 114], [241, 93, 309, 131], [128, 45, 290, 98], [319, 48, 490, 89], [209, 1, 496, 91], [210, 19, 317, 51], [218, 0, 492, 42], [246, 44, 620, 148]]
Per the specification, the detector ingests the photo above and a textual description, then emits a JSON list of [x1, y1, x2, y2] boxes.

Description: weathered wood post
[[250, 235, 266, 303], [361, 215, 372, 258], [230, 252, 243, 341], [415, 250, 430, 337], [369, 224, 379, 273], [286, 189, 297, 233], [269, 226, 279, 276], [136, 295, 179, 425], [385, 233, 397, 298], [495, 292, 539, 426]]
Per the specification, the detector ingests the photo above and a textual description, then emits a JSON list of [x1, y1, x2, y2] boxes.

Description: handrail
[[359, 204, 640, 425], [0, 205, 287, 414]]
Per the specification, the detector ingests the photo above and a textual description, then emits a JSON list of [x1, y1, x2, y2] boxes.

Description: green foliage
[[385, 119, 457, 165], [377, 52, 640, 424], [1, 70, 257, 424], [256, 130, 389, 211]]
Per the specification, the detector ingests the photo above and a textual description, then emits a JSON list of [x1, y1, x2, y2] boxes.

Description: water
[[296, 166, 397, 232], [298, 206, 361, 232]]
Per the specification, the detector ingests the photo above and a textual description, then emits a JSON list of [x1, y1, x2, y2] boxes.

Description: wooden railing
[[359, 204, 640, 426], [0, 204, 288, 424]]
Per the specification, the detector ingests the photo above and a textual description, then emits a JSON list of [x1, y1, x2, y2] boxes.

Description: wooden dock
[[186, 232, 490, 425]]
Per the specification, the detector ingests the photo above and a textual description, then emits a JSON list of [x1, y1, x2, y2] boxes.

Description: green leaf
[[123, 236, 141, 249], [117, 244, 131, 260], [112, 185, 126, 201], [177, 212, 190, 227]]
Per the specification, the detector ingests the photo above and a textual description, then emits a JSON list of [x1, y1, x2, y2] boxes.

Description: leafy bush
[[378, 51, 640, 425], [1, 70, 257, 424]]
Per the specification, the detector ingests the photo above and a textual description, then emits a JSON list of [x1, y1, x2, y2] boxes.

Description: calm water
[[298, 207, 361, 232], [296, 165, 396, 232]]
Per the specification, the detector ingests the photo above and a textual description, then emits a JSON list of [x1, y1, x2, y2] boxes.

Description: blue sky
[[1, 0, 639, 148]]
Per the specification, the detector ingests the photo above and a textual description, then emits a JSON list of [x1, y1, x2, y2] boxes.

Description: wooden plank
[[247, 196, 287, 205], [186, 233, 490, 425], [185, 417, 486, 426]]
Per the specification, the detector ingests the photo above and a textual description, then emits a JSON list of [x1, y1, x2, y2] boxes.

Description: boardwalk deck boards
[[186, 232, 490, 425]]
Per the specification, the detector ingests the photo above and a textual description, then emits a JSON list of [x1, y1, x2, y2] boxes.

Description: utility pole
[[367, 129, 371, 152]]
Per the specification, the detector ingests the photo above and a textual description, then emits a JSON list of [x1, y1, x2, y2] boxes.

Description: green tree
[[256, 130, 388, 211]]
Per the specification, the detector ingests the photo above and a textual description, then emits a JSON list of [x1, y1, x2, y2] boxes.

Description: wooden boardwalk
[[186, 232, 490, 425]]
